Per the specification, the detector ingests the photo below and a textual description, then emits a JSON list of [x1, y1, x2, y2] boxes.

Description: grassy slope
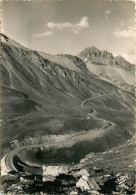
[[0, 34, 135, 158]]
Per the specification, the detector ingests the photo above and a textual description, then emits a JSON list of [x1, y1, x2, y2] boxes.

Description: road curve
[[5, 125, 114, 173], [5, 92, 116, 173], [80, 92, 115, 130], [80, 92, 115, 108]]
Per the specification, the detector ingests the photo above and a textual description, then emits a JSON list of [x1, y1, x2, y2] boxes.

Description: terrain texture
[[0, 33, 135, 194]]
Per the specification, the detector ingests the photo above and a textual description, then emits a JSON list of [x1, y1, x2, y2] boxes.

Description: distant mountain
[[78, 46, 134, 72], [0, 33, 135, 156], [78, 47, 135, 92]]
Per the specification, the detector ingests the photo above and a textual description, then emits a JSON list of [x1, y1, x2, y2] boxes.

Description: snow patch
[[84, 58, 88, 62]]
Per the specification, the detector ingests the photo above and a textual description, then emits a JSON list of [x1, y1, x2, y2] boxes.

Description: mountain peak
[[84, 46, 99, 51], [80, 46, 100, 55], [78, 46, 114, 61]]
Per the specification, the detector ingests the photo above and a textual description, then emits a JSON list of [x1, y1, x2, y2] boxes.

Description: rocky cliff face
[[78, 47, 135, 92], [78, 46, 134, 73]]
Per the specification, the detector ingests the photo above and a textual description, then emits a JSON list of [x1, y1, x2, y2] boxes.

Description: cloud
[[113, 27, 134, 38], [32, 17, 89, 38], [105, 10, 111, 15], [32, 31, 53, 38], [105, 10, 112, 20], [77, 17, 89, 28], [47, 16, 89, 33], [73, 30, 79, 34], [47, 22, 73, 30]]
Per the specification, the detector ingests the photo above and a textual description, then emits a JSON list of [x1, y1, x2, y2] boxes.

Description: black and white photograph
[[0, 0, 135, 194]]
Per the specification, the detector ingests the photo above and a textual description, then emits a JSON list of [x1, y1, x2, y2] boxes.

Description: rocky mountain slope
[[78, 47, 135, 92], [0, 33, 135, 155], [0, 33, 135, 194]]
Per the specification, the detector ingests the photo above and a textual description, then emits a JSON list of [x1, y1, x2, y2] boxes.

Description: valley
[[0, 33, 135, 194]]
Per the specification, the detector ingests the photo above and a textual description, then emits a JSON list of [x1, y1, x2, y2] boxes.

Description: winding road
[[80, 92, 115, 108], [5, 126, 114, 173], [80, 92, 115, 129], [4, 92, 115, 174]]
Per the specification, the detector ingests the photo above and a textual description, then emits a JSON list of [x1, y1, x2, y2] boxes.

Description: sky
[[2, 0, 135, 63]]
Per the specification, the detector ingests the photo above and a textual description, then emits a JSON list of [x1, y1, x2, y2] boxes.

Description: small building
[[10, 140, 19, 149]]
